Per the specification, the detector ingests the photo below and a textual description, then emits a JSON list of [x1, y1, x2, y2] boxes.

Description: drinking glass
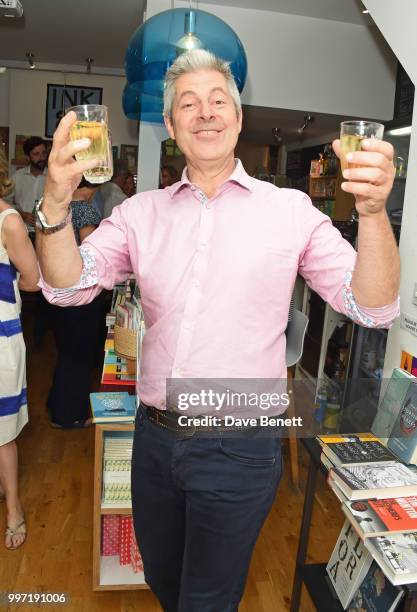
[[68, 104, 113, 184], [339, 121, 384, 171]]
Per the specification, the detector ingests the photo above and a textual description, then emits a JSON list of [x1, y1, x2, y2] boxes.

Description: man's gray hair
[[163, 49, 241, 119]]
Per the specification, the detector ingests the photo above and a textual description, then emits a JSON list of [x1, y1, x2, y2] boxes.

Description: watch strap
[[35, 197, 72, 235]]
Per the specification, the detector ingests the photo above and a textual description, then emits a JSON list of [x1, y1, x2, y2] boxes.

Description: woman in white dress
[[0, 148, 39, 549]]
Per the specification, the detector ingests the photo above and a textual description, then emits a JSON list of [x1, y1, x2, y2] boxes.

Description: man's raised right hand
[[42, 111, 99, 222]]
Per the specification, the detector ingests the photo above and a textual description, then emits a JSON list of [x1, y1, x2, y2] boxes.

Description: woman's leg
[[0, 440, 26, 549]]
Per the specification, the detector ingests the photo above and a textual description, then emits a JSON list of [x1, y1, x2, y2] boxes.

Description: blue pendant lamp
[[123, 7, 247, 124]]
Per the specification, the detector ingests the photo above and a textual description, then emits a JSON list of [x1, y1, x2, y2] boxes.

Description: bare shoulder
[[0, 201, 26, 243]]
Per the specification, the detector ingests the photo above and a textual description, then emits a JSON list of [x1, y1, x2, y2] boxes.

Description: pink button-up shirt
[[42, 160, 399, 412]]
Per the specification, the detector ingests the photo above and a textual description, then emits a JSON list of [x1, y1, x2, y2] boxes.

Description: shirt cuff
[[38, 245, 98, 294], [342, 270, 400, 328]]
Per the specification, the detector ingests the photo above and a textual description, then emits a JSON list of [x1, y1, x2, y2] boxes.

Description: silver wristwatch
[[35, 197, 72, 234]]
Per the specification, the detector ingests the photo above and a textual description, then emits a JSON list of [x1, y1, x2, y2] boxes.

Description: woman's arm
[[2, 212, 40, 291]]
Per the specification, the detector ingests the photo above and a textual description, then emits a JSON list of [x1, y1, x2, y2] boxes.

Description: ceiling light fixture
[[297, 114, 314, 135], [85, 57, 94, 74], [176, 9, 203, 55], [272, 127, 282, 144], [362, 10, 369, 14], [26, 52, 35, 69], [388, 126, 412, 136]]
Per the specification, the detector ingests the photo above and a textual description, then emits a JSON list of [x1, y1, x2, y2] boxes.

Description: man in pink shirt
[[37, 50, 399, 611]]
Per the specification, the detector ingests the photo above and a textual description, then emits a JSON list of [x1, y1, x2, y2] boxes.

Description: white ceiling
[[0, 0, 383, 145], [0, 0, 146, 69], [207, 0, 373, 25]]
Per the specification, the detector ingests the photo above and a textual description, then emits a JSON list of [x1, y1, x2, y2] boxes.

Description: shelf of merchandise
[[93, 423, 149, 591]]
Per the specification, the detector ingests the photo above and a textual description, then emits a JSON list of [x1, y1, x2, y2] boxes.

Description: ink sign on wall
[[45, 84, 103, 138]]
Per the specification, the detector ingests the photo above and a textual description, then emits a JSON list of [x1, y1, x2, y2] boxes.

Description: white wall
[[362, 0, 417, 375], [148, 0, 397, 120], [7, 69, 138, 162]]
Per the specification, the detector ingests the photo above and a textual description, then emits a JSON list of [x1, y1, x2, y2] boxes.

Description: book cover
[[320, 435, 396, 467], [101, 515, 120, 556], [119, 516, 132, 565], [372, 368, 415, 442], [369, 497, 417, 532], [90, 392, 136, 423], [388, 380, 417, 464], [347, 561, 403, 612], [331, 462, 417, 501], [365, 532, 417, 585], [342, 498, 417, 539], [326, 519, 373, 608]]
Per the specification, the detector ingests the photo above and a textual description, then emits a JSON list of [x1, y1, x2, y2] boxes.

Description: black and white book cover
[[326, 519, 373, 609], [365, 532, 417, 585]]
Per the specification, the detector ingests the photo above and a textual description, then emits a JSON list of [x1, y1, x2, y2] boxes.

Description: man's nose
[[199, 102, 215, 120]]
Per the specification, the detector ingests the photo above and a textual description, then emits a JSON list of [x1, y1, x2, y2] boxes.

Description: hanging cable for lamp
[[176, 0, 203, 54]]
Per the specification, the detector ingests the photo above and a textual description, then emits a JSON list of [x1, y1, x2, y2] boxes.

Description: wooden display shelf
[[101, 505, 132, 515], [98, 556, 147, 591], [93, 423, 149, 591]]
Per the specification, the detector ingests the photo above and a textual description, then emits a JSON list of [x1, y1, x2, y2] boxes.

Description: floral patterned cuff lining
[[50, 245, 98, 294], [342, 269, 399, 327]]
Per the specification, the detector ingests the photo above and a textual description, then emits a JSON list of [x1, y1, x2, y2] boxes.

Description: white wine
[[340, 133, 363, 171], [70, 120, 112, 184]]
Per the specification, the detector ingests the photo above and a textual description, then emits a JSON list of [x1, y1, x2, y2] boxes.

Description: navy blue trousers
[[131, 407, 283, 612]]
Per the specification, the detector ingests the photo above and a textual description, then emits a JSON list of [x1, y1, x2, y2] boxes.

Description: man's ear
[[237, 109, 243, 135], [164, 114, 175, 141]]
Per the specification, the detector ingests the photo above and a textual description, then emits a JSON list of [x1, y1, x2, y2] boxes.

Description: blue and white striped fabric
[[0, 208, 28, 445]]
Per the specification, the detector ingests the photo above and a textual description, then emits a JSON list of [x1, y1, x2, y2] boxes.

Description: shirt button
[[200, 241, 207, 247], [175, 367, 184, 375], [184, 322, 192, 330], [194, 281, 200, 288]]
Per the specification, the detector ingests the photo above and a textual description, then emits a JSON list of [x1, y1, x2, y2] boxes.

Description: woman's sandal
[[5, 518, 27, 550]]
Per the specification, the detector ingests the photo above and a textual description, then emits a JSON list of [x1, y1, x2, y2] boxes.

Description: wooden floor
[[0, 301, 345, 611]]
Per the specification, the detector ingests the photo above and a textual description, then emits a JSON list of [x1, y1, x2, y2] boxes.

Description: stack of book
[[318, 431, 417, 605], [101, 514, 144, 574], [102, 435, 133, 506], [101, 328, 136, 386], [90, 391, 136, 423]]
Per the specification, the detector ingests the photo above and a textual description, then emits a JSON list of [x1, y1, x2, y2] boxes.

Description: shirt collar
[[167, 159, 255, 199], [23, 166, 47, 177]]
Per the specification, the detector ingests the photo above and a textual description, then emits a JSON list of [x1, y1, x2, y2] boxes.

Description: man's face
[[164, 69, 242, 166], [28, 144, 47, 171]]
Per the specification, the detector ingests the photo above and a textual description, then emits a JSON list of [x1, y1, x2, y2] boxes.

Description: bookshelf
[[309, 166, 354, 221], [92, 423, 149, 591], [290, 439, 417, 611]]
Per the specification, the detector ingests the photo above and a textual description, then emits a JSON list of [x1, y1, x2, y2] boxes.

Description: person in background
[[46, 178, 102, 429], [100, 160, 129, 218], [75, 176, 104, 219], [0, 148, 39, 550], [8, 137, 48, 230], [36, 49, 399, 610], [159, 163, 179, 188], [8, 137, 49, 352]]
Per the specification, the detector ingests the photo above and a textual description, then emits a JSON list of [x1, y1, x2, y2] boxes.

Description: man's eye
[[215, 100, 225, 105], [182, 103, 194, 109]]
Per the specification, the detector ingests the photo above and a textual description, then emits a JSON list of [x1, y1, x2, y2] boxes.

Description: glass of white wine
[[340, 120, 384, 172], [68, 104, 113, 184]]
